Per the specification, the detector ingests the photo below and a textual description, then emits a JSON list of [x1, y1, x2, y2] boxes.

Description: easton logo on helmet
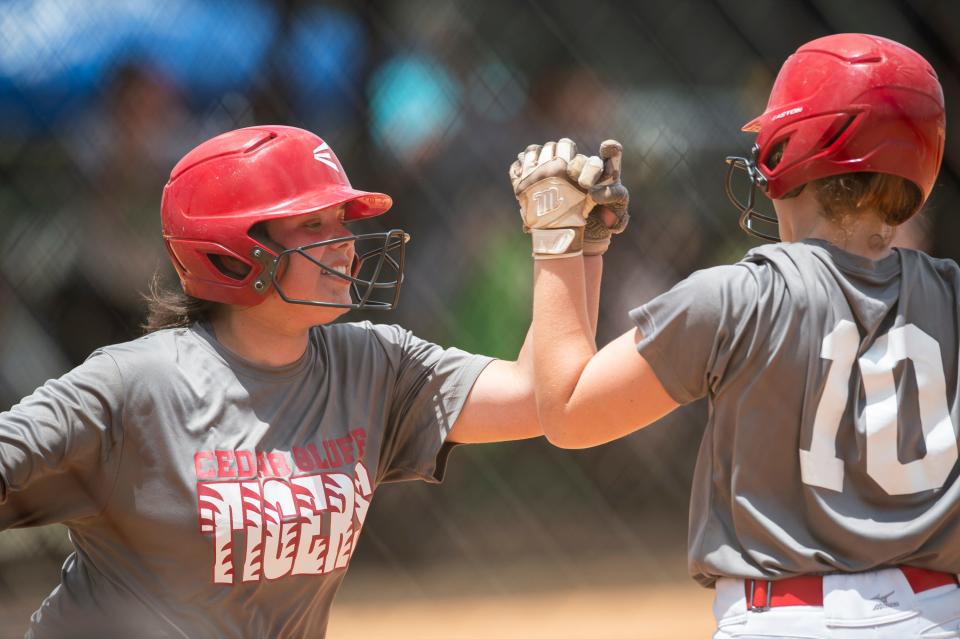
[[771, 106, 803, 121], [313, 142, 340, 172]]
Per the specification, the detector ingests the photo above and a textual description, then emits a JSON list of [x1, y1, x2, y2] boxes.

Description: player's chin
[[279, 288, 352, 325], [298, 301, 350, 327], [324, 281, 354, 307], [316, 285, 354, 315]]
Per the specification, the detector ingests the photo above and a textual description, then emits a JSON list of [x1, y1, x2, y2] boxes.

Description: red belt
[[745, 566, 959, 612]]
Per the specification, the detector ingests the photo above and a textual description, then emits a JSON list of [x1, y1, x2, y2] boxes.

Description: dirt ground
[[1, 557, 716, 638], [326, 553, 715, 639], [329, 574, 714, 638]]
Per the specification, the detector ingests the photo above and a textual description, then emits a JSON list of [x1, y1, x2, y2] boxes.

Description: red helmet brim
[[242, 184, 394, 222]]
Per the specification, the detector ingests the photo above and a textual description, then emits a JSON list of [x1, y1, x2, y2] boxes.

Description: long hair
[[142, 272, 218, 333]]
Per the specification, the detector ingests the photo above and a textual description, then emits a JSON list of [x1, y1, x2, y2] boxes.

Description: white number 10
[[800, 320, 958, 495]]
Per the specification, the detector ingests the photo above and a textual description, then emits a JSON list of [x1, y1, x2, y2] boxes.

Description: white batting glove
[[583, 140, 630, 256], [509, 138, 603, 259]]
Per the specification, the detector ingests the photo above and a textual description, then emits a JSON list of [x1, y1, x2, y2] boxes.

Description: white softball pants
[[712, 568, 960, 638]]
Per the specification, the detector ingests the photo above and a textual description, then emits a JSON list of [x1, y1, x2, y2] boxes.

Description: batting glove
[[582, 140, 629, 256], [510, 139, 629, 258], [510, 138, 604, 259]]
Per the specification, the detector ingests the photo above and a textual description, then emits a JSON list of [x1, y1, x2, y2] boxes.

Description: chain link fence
[[1, 0, 959, 635]]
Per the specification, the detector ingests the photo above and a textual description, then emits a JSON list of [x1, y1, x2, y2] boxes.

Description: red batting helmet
[[725, 33, 946, 240], [161, 125, 407, 309]]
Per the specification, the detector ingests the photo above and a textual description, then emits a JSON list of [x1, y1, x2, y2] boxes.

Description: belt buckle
[[747, 579, 773, 613]]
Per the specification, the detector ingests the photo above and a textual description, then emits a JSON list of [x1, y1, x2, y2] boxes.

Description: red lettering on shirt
[[236, 450, 256, 478], [215, 450, 237, 478], [350, 428, 367, 458], [194, 435, 372, 585], [323, 440, 343, 467], [336, 436, 355, 464], [196, 461, 373, 584], [292, 447, 314, 472], [256, 451, 272, 477], [194, 451, 216, 479], [268, 452, 290, 477], [307, 443, 329, 470]]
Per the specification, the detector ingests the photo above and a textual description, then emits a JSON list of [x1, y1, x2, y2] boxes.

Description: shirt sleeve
[[370, 325, 493, 485], [0, 350, 125, 529], [629, 264, 759, 404]]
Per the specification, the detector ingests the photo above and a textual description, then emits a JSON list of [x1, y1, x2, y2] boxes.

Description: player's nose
[[327, 232, 355, 262]]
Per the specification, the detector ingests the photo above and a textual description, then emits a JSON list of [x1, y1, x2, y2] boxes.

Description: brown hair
[[765, 141, 923, 226], [142, 272, 218, 333], [811, 173, 923, 227]]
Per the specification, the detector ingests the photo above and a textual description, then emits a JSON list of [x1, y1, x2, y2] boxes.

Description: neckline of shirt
[[189, 321, 317, 381], [800, 238, 902, 280]]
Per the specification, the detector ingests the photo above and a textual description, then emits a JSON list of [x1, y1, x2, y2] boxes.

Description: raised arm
[[530, 143, 679, 449], [532, 262, 678, 449], [448, 139, 619, 444]]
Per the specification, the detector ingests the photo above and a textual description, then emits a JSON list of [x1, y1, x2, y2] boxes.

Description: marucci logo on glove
[[533, 186, 563, 216], [195, 429, 371, 585]]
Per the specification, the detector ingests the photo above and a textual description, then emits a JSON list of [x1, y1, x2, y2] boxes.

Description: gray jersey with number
[[0, 321, 491, 638], [631, 239, 960, 588]]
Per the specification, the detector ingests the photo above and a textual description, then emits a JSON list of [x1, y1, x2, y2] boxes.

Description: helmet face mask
[[725, 143, 780, 241], [260, 229, 409, 310]]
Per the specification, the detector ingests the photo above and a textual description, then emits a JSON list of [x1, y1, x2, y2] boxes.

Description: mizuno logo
[[313, 142, 340, 172], [870, 591, 900, 610]]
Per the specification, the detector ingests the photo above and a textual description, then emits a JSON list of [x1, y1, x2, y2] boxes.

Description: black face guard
[[249, 229, 408, 310], [724, 144, 780, 242]]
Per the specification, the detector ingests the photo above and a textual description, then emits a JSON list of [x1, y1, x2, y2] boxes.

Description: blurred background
[[0, 0, 958, 637]]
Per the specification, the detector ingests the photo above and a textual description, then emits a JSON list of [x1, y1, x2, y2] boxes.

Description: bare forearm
[[507, 136, 626, 446], [507, 257, 594, 438], [446, 325, 540, 444], [584, 255, 602, 336], [532, 257, 595, 444], [480, 253, 585, 439]]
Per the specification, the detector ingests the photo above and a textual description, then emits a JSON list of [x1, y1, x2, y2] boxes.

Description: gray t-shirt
[[631, 239, 960, 587], [0, 321, 492, 638]]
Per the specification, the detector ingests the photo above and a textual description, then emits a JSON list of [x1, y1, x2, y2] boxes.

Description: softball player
[[520, 34, 960, 637], [0, 125, 621, 638]]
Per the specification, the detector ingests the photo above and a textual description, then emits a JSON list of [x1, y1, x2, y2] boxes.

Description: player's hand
[[509, 138, 602, 259], [583, 140, 630, 256]]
